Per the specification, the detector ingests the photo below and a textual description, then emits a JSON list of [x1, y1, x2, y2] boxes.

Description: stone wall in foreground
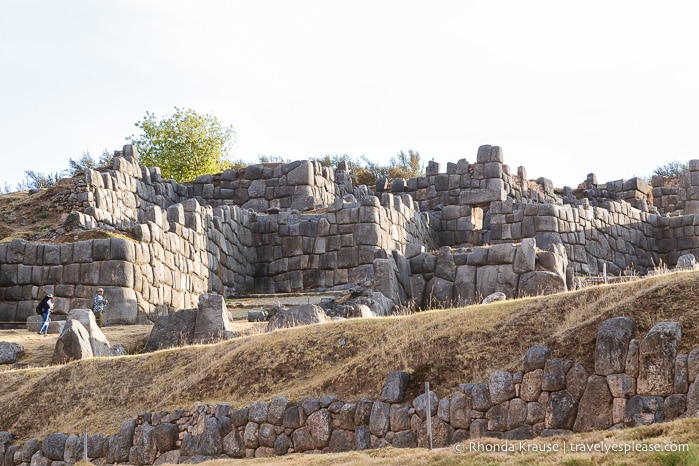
[[2, 317, 698, 463], [406, 239, 568, 308]]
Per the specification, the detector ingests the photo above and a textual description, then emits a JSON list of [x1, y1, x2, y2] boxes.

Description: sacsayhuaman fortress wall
[[2, 144, 699, 326], [3, 317, 699, 463]]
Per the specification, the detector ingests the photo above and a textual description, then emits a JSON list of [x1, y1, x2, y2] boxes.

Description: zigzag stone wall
[[2, 317, 698, 463], [0, 148, 435, 325], [4, 144, 699, 326]]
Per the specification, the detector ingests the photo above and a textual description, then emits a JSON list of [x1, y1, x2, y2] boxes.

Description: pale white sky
[[1, 0, 698, 191]]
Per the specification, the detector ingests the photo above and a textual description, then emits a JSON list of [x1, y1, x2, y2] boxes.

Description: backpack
[[36, 298, 46, 315]]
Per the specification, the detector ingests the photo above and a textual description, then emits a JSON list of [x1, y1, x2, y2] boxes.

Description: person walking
[[37, 294, 54, 336], [93, 287, 108, 328]]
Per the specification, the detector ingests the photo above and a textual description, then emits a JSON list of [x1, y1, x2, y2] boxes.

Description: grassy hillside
[[2, 271, 699, 464]]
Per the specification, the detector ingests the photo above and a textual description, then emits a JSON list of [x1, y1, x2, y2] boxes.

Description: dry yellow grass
[[0, 325, 151, 371], [2, 270, 699, 465]]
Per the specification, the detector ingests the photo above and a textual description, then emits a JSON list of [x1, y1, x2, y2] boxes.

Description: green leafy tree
[[127, 107, 235, 182], [653, 160, 688, 179]]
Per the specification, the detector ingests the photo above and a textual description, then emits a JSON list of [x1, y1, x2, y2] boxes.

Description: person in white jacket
[[37, 294, 54, 336]]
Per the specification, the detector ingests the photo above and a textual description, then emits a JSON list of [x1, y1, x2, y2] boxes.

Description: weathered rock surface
[[66, 309, 113, 356], [545, 390, 577, 430], [595, 317, 634, 376], [142, 309, 197, 353], [267, 304, 329, 331], [482, 291, 506, 304], [572, 375, 613, 431], [523, 346, 550, 372], [489, 371, 516, 404], [379, 371, 410, 403], [0, 341, 24, 364], [142, 293, 235, 352], [637, 322, 681, 396], [624, 395, 664, 427], [52, 319, 94, 364], [541, 358, 570, 392], [675, 253, 699, 270], [193, 293, 234, 344]]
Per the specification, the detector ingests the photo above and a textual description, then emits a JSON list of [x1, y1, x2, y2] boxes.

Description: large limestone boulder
[[267, 304, 329, 331], [572, 375, 613, 432], [424, 277, 454, 308], [413, 390, 439, 420], [25, 315, 66, 334], [306, 408, 333, 449], [675, 254, 699, 271], [513, 238, 536, 273], [100, 287, 139, 325], [0, 341, 24, 364], [142, 309, 197, 353], [373, 258, 408, 305], [624, 395, 664, 427], [368, 402, 390, 438], [434, 246, 457, 282], [142, 293, 235, 352], [53, 319, 94, 364], [450, 390, 473, 429], [489, 371, 516, 404], [637, 322, 681, 396], [193, 293, 234, 344], [566, 363, 589, 400], [67, 309, 113, 357], [595, 317, 635, 376], [545, 390, 578, 430], [523, 345, 550, 372], [518, 271, 566, 297], [542, 358, 570, 392], [482, 291, 506, 304], [454, 265, 477, 305], [380, 371, 410, 403], [536, 243, 567, 277]]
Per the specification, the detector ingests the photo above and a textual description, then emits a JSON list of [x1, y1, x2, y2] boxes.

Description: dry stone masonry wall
[[651, 160, 699, 215], [407, 239, 568, 308], [250, 193, 433, 294], [3, 317, 699, 464], [193, 160, 341, 212], [4, 144, 699, 326]]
